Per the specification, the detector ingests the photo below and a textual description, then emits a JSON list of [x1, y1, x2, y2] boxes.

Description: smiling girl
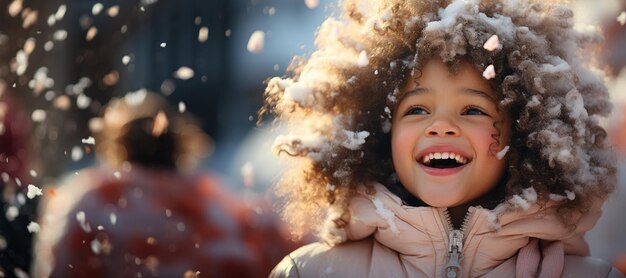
[[262, 0, 622, 277], [391, 59, 511, 228]]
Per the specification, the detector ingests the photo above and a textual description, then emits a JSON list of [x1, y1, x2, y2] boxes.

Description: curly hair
[[260, 0, 617, 239]]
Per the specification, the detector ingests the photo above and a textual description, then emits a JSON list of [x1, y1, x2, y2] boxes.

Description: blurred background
[[0, 0, 625, 276], [0, 0, 336, 189]]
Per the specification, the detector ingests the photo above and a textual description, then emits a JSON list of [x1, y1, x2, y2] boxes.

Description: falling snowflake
[[510, 194, 531, 210], [29, 67, 55, 94], [122, 90, 146, 107], [110, 213, 117, 225], [496, 146, 509, 160], [1, 173, 9, 183], [618, 11, 626, 26], [5, 206, 19, 221], [141, 0, 158, 5], [14, 268, 28, 278], [183, 270, 200, 278], [241, 162, 254, 187], [31, 109, 47, 122], [44, 19, 56, 30], [15, 50, 28, 76], [102, 70, 120, 86], [71, 146, 84, 161], [8, 0, 23, 17], [372, 198, 399, 234], [247, 31, 265, 53], [564, 190, 576, 200], [27, 222, 40, 233], [483, 35, 500, 51], [341, 130, 370, 150], [89, 117, 104, 133], [177, 222, 186, 232], [198, 27, 209, 42], [53, 30, 68, 41], [160, 79, 176, 95], [357, 50, 369, 67], [76, 94, 92, 109], [107, 5, 120, 17], [22, 9, 38, 29], [152, 111, 169, 136], [24, 38, 36, 54], [80, 136, 96, 145], [91, 239, 102, 254], [27, 184, 43, 199], [76, 211, 92, 232], [81, 136, 96, 145], [549, 193, 567, 201], [55, 4, 67, 20], [482, 65, 495, 80], [305, 0, 320, 9], [92, 3, 104, 15], [86, 27, 98, 41], [122, 55, 131, 65], [76, 211, 86, 223], [174, 66, 194, 80]]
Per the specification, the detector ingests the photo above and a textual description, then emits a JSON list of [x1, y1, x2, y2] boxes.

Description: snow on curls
[[261, 0, 617, 239], [341, 130, 370, 150]]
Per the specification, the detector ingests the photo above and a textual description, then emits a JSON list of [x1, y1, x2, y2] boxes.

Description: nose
[[425, 117, 460, 137]]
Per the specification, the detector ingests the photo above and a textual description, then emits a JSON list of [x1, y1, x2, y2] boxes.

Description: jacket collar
[[327, 182, 599, 277]]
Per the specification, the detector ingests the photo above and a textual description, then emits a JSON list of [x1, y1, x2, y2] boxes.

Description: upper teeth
[[422, 152, 468, 165]]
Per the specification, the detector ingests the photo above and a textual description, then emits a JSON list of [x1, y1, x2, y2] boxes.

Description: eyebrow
[[462, 88, 497, 103], [399, 87, 496, 103], [397, 87, 428, 102]]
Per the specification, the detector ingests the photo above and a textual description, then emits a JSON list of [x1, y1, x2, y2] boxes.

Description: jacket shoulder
[[270, 255, 299, 278], [270, 240, 372, 278], [562, 256, 624, 278], [271, 237, 405, 278]]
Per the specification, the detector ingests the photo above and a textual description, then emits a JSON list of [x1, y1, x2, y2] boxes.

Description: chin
[[418, 192, 465, 208]]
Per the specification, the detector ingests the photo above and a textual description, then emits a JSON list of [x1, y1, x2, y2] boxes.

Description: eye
[[405, 106, 429, 116], [462, 106, 489, 116]]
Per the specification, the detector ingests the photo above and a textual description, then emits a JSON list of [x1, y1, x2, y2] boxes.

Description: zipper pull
[[442, 229, 463, 278]]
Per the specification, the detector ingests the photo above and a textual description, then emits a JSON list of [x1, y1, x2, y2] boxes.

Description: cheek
[[391, 125, 415, 169], [469, 124, 503, 153], [391, 126, 414, 155]]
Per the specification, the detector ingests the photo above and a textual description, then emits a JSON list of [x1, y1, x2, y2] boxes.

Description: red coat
[[33, 167, 296, 277], [0, 94, 35, 275]]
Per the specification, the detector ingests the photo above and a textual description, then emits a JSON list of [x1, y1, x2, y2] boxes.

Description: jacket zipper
[[440, 208, 473, 278]]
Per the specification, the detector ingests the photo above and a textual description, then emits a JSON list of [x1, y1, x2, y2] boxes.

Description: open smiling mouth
[[418, 152, 471, 169]]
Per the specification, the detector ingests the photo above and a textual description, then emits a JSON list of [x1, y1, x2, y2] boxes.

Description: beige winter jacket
[[271, 183, 624, 277]]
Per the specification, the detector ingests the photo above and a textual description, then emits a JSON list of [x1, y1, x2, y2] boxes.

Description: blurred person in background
[[585, 1, 626, 274], [604, 87, 626, 275], [0, 88, 37, 278], [31, 90, 294, 277]]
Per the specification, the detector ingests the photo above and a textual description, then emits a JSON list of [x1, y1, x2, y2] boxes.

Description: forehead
[[398, 59, 497, 101]]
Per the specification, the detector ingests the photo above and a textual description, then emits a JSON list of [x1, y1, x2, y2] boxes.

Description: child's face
[[391, 58, 511, 208]]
